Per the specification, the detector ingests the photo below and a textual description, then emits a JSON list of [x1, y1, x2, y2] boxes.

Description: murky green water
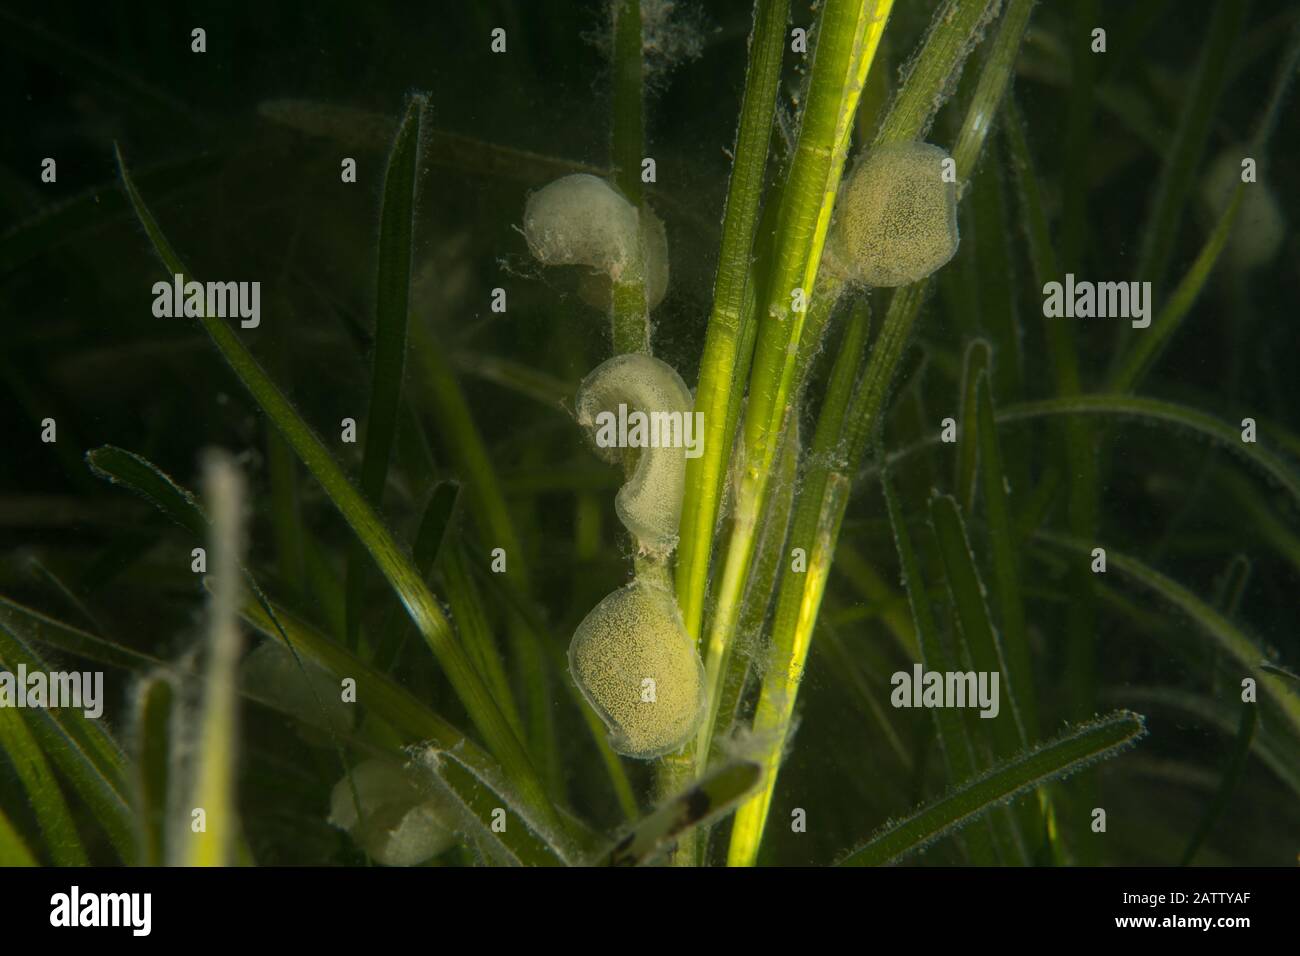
[[0, 0, 1296, 868]]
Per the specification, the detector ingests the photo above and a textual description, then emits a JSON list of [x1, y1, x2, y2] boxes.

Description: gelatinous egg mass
[[576, 352, 694, 557], [328, 759, 454, 867], [568, 579, 705, 760], [829, 141, 959, 288], [523, 173, 669, 309], [1200, 148, 1285, 272]]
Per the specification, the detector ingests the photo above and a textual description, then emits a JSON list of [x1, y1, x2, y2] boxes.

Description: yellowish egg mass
[[568, 578, 705, 759], [829, 141, 959, 287]]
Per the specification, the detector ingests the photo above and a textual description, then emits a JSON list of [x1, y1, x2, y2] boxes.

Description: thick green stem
[[728, 0, 1035, 865], [676, 0, 791, 641], [726, 300, 869, 865], [610, 0, 650, 354]]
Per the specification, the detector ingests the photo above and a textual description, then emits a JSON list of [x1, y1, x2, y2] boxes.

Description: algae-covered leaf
[[839, 712, 1146, 866]]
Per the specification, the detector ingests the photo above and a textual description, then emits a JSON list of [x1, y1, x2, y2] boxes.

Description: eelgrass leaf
[[408, 321, 559, 788], [971, 145, 1022, 404], [608, 0, 650, 354], [874, 0, 1001, 148], [347, 93, 426, 650], [86, 445, 207, 538], [1003, 93, 1098, 727], [1260, 662, 1300, 685], [954, 339, 990, 511], [676, 0, 791, 643], [715, 415, 801, 752], [600, 760, 761, 866], [1119, 686, 1300, 798], [1212, 468, 1300, 580], [1109, 185, 1244, 393], [881, 464, 996, 865], [0, 591, 158, 673], [1058, 0, 1097, 272], [996, 395, 1300, 508], [452, 352, 572, 408], [731, 0, 1037, 867], [724, 297, 873, 867], [0, 804, 36, 866], [929, 493, 1027, 751], [838, 711, 1146, 866], [438, 542, 524, 739], [974, 373, 1058, 859], [928, 490, 1039, 860], [872, 394, 1300, 517], [413, 748, 570, 867], [113, 149, 558, 833], [0, 620, 134, 862], [373, 480, 461, 672], [1134, 0, 1250, 296], [948, 0, 1038, 175], [1036, 533, 1300, 744], [832, 541, 918, 660], [132, 674, 174, 866], [0, 686, 85, 865], [1180, 699, 1256, 865], [236, 595, 593, 862], [181, 452, 246, 868], [973, 374, 1036, 736]]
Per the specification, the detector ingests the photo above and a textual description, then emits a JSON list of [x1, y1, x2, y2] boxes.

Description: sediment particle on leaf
[[828, 142, 959, 287], [568, 578, 705, 759]]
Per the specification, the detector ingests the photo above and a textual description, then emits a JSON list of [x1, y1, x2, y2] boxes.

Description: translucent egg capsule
[[576, 352, 694, 557], [568, 578, 705, 760], [1200, 148, 1285, 272], [827, 142, 959, 288], [523, 173, 669, 309], [240, 639, 355, 738], [328, 759, 455, 867]]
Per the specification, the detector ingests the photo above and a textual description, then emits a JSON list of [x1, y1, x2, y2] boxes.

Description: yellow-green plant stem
[[708, 0, 891, 717], [695, 281, 850, 768], [728, 0, 1034, 866], [656, 0, 891, 864], [725, 303, 871, 866], [610, 0, 650, 354], [711, 416, 802, 762], [676, 0, 791, 643], [677, 0, 892, 857], [346, 95, 424, 652], [184, 452, 244, 867]]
